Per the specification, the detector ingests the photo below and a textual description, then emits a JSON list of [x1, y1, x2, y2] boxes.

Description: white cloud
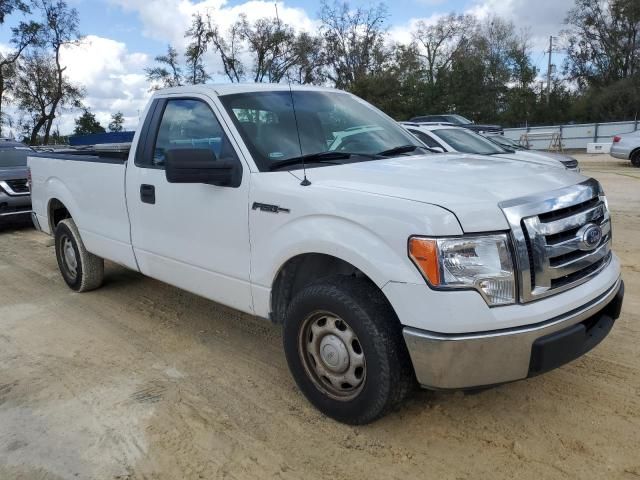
[[104, 0, 321, 97], [389, 14, 444, 45], [56, 35, 152, 135], [467, 0, 574, 51], [109, 0, 318, 49]]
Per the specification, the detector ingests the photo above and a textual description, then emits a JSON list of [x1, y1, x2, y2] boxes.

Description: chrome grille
[[500, 179, 612, 302], [0, 179, 30, 196]]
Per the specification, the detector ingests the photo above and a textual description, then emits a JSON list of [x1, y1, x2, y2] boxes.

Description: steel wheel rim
[[61, 235, 78, 279], [298, 311, 366, 401]]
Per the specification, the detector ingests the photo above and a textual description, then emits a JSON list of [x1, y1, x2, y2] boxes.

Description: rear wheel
[[631, 151, 640, 167], [54, 219, 104, 292], [283, 276, 415, 424]]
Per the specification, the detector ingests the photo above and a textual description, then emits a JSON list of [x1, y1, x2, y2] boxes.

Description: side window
[[151, 99, 238, 168], [409, 129, 442, 149]]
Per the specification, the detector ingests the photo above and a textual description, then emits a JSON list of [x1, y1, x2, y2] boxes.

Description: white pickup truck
[[29, 84, 624, 424]]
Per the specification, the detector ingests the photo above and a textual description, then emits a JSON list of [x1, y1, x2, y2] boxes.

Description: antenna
[[287, 79, 310, 186]]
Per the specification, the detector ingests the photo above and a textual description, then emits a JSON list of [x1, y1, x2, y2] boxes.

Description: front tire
[[631, 151, 640, 167], [54, 218, 104, 292], [283, 276, 415, 424]]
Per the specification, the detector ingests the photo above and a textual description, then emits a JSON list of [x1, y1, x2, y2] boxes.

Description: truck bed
[[32, 142, 131, 163], [28, 150, 137, 269]]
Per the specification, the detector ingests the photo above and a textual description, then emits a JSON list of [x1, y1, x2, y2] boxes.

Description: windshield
[[435, 128, 507, 155], [444, 115, 472, 125], [0, 146, 31, 167], [220, 90, 423, 171]]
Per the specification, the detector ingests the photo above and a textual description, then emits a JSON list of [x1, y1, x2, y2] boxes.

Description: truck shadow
[[0, 219, 34, 234]]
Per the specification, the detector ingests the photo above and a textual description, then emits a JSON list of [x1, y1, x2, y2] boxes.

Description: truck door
[[125, 94, 253, 314]]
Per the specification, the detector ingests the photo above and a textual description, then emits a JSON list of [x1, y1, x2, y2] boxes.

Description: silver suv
[[0, 139, 32, 224]]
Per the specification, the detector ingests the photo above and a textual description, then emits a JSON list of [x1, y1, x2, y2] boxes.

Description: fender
[[250, 212, 455, 319], [44, 176, 82, 233]]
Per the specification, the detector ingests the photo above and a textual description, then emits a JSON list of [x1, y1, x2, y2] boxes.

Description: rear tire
[[54, 218, 104, 292], [283, 275, 415, 424], [631, 151, 640, 167]]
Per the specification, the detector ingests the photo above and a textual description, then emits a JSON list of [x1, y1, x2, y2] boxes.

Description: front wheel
[[54, 218, 104, 292], [631, 151, 640, 167], [283, 276, 415, 424]]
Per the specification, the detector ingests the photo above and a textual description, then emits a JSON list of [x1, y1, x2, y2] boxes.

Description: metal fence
[[503, 120, 639, 150]]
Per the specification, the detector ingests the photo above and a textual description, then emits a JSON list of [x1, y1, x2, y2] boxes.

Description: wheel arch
[[43, 177, 81, 234], [270, 252, 399, 325], [47, 197, 73, 233]]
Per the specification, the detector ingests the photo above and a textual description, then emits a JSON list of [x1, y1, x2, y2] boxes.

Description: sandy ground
[[1, 161, 639, 480]]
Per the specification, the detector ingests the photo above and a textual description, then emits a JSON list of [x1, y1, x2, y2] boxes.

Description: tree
[[0, 0, 30, 24], [565, 0, 640, 89], [73, 109, 105, 135], [349, 43, 425, 119], [287, 32, 326, 85], [207, 18, 246, 82], [145, 45, 183, 89], [13, 49, 82, 144], [319, 0, 390, 89], [35, 0, 82, 144], [0, 19, 43, 136], [412, 14, 476, 89], [108, 111, 124, 132], [184, 13, 210, 85]]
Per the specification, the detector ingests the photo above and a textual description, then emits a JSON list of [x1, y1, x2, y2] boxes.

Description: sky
[[0, 0, 577, 137]]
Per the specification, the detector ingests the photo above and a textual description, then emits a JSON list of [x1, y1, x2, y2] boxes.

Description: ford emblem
[[577, 224, 603, 251]]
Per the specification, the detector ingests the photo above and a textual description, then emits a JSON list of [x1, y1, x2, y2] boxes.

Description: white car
[[29, 84, 623, 424], [610, 130, 640, 167], [482, 133, 580, 171], [402, 122, 580, 171]]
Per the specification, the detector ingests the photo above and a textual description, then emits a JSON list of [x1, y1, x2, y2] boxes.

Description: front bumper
[[403, 278, 624, 389], [0, 191, 31, 219]]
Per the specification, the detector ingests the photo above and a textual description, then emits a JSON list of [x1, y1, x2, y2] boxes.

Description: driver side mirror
[[165, 149, 240, 187]]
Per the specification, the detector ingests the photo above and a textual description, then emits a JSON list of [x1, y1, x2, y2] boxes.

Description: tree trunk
[[29, 117, 47, 145], [43, 113, 55, 145]]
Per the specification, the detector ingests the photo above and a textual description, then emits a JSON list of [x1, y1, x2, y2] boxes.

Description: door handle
[[140, 184, 155, 204]]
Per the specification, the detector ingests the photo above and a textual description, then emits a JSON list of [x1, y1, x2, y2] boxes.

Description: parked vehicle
[[0, 139, 33, 224], [402, 122, 580, 171], [408, 114, 503, 134], [610, 131, 640, 167], [29, 84, 623, 424], [482, 132, 580, 171]]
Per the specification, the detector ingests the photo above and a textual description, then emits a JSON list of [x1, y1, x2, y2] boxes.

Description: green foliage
[[73, 109, 105, 135], [145, 45, 183, 89], [108, 111, 125, 132], [0, 0, 30, 24]]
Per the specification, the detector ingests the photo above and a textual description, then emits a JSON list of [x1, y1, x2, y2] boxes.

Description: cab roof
[[154, 83, 343, 97]]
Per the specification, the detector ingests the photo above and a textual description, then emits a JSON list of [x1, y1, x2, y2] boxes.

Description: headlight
[[409, 234, 516, 306]]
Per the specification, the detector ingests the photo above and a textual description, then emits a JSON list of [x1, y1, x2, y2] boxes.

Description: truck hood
[[304, 153, 585, 232], [0, 166, 29, 180], [494, 151, 566, 168], [532, 151, 579, 166]]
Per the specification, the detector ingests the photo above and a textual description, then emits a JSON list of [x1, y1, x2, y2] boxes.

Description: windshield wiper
[[269, 151, 375, 171], [376, 145, 420, 157]]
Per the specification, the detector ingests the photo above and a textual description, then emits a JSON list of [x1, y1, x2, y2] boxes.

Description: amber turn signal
[[408, 237, 441, 285]]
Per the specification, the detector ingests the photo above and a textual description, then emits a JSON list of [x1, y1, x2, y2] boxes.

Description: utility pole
[[546, 36, 554, 106]]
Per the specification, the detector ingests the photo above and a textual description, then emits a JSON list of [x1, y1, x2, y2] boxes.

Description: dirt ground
[[1, 159, 639, 480]]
